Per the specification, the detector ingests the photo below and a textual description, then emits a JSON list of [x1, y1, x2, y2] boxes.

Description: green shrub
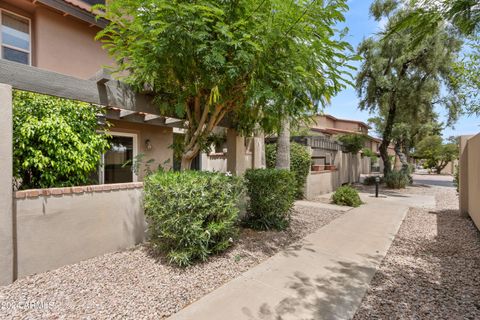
[[338, 134, 367, 154], [265, 142, 311, 199], [244, 169, 296, 230], [331, 185, 362, 207], [13, 90, 110, 189], [363, 176, 384, 185], [453, 164, 459, 192], [144, 170, 244, 267], [384, 171, 410, 189]]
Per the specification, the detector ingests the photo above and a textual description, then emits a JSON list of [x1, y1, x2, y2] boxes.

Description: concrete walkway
[[169, 194, 429, 320]]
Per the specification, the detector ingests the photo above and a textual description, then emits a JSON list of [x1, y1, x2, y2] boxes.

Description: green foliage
[[363, 176, 384, 186], [144, 171, 244, 267], [338, 134, 367, 154], [265, 142, 311, 199], [357, 0, 463, 176], [453, 164, 459, 192], [384, 171, 410, 189], [96, 0, 355, 168], [244, 169, 296, 231], [331, 186, 362, 207], [12, 90, 109, 190], [362, 147, 379, 163], [415, 135, 459, 174]]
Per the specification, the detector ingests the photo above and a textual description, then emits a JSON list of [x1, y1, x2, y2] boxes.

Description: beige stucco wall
[[466, 134, 480, 229], [0, 84, 13, 285], [15, 185, 145, 279], [109, 120, 173, 180], [33, 6, 113, 79], [305, 150, 366, 199]]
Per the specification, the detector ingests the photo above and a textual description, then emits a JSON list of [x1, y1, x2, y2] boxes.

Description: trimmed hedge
[[244, 169, 296, 230], [265, 142, 311, 199], [331, 185, 362, 207], [385, 171, 410, 189], [144, 170, 244, 267]]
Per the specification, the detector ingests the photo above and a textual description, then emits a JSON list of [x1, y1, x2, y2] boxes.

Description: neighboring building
[[306, 114, 397, 172], [1, 0, 175, 182]]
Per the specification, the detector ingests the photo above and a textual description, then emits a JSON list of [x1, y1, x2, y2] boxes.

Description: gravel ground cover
[[354, 186, 480, 319], [0, 205, 343, 319]]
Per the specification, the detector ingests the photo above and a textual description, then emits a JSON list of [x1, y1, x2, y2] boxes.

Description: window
[[1, 10, 31, 65], [98, 133, 138, 184]]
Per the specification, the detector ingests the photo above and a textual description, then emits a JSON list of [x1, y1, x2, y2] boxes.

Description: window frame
[[98, 131, 139, 184], [0, 8, 32, 66]]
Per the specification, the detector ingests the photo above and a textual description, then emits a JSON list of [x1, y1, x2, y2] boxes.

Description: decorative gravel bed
[[354, 186, 480, 319], [0, 204, 343, 319]]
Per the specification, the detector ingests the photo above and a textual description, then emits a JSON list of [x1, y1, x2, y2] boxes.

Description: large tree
[[96, 0, 354, 170], [391, 1, 479, 115], [415, 135, 459, 173], [356, 0, 462, 176]]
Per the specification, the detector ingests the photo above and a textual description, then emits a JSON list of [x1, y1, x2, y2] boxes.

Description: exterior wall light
[[145, 139, 152, 151]]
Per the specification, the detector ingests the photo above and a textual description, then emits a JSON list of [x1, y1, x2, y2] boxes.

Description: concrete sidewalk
[[170, 198, 413, 320]]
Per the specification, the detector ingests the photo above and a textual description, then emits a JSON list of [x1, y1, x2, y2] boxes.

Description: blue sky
[[323, 0, 480, 139]]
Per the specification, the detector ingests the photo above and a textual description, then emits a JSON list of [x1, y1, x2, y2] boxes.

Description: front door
[[101, 133, 137, 184]]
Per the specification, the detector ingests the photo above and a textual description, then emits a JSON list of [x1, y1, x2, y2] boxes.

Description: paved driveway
[[412, 173, 455, 188]]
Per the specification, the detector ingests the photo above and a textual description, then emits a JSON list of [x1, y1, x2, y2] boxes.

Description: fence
[[459, 134, 480, 230]]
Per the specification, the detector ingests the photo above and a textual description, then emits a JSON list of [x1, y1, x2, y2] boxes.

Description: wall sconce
[[145, 139, 152, 151]]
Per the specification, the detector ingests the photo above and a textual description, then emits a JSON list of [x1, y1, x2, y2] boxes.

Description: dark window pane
[[2, 46, 28, 64], [104, 136, 134, 184], [1, 12, 29, 50]]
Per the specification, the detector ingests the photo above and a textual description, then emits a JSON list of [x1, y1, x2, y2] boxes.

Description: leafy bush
[[265, 142, 311, 199], [384, 171, 410, 189], [331, 185, 362, 207], [338, 134, 367, 154], [144, 171, 244, 267], [13, 90, 110, 189], [244, 169, 296, 230], [453, 164, 459, 192], [363, 176, 384, 185]]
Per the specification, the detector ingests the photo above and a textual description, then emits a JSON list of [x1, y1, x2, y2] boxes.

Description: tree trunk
[[276, 117, 290, 170], [394, 141, 409, 174], [380, 93, 398, 177]]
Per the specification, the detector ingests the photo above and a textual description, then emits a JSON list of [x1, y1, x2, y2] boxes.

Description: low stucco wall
[[465, 134, 480, 229], [305, 171, 341, 200], [14, 183, 145, 279]]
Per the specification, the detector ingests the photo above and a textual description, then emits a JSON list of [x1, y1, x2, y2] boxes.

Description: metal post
[[375, 176, 380, 198]]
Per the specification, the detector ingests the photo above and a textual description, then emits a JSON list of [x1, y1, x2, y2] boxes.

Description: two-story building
[[1, 0, 176, 182], [307, 114, 397, 172]]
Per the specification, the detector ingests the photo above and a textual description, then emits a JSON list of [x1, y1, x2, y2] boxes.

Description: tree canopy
[[96, 0, 355, 170], [356, 0, 463, 175], [414, 135, 459, 173]]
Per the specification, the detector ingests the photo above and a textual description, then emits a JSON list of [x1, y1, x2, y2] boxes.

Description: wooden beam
[[119, 110, 136, 118], [0, 60, 233, 128], [0, 59, 161, 115], [164, 117, 184, 126], [89, 68, 112, 85], [144, 114, 161, 122]]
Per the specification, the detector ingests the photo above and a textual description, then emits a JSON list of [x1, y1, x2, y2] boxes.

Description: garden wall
[[460, 134, 480, 230], [14, 183, 145, 279], [304, 151, 370, 199]]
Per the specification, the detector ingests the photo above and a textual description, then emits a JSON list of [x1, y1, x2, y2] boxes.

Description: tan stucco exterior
[[1, 0, 113, 79], [0, 84, 13, 285], [108, 120, 174, 180], [15, 184, 145, 279], [33, 6, 113, 79], [459, 134, 480, 229]]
